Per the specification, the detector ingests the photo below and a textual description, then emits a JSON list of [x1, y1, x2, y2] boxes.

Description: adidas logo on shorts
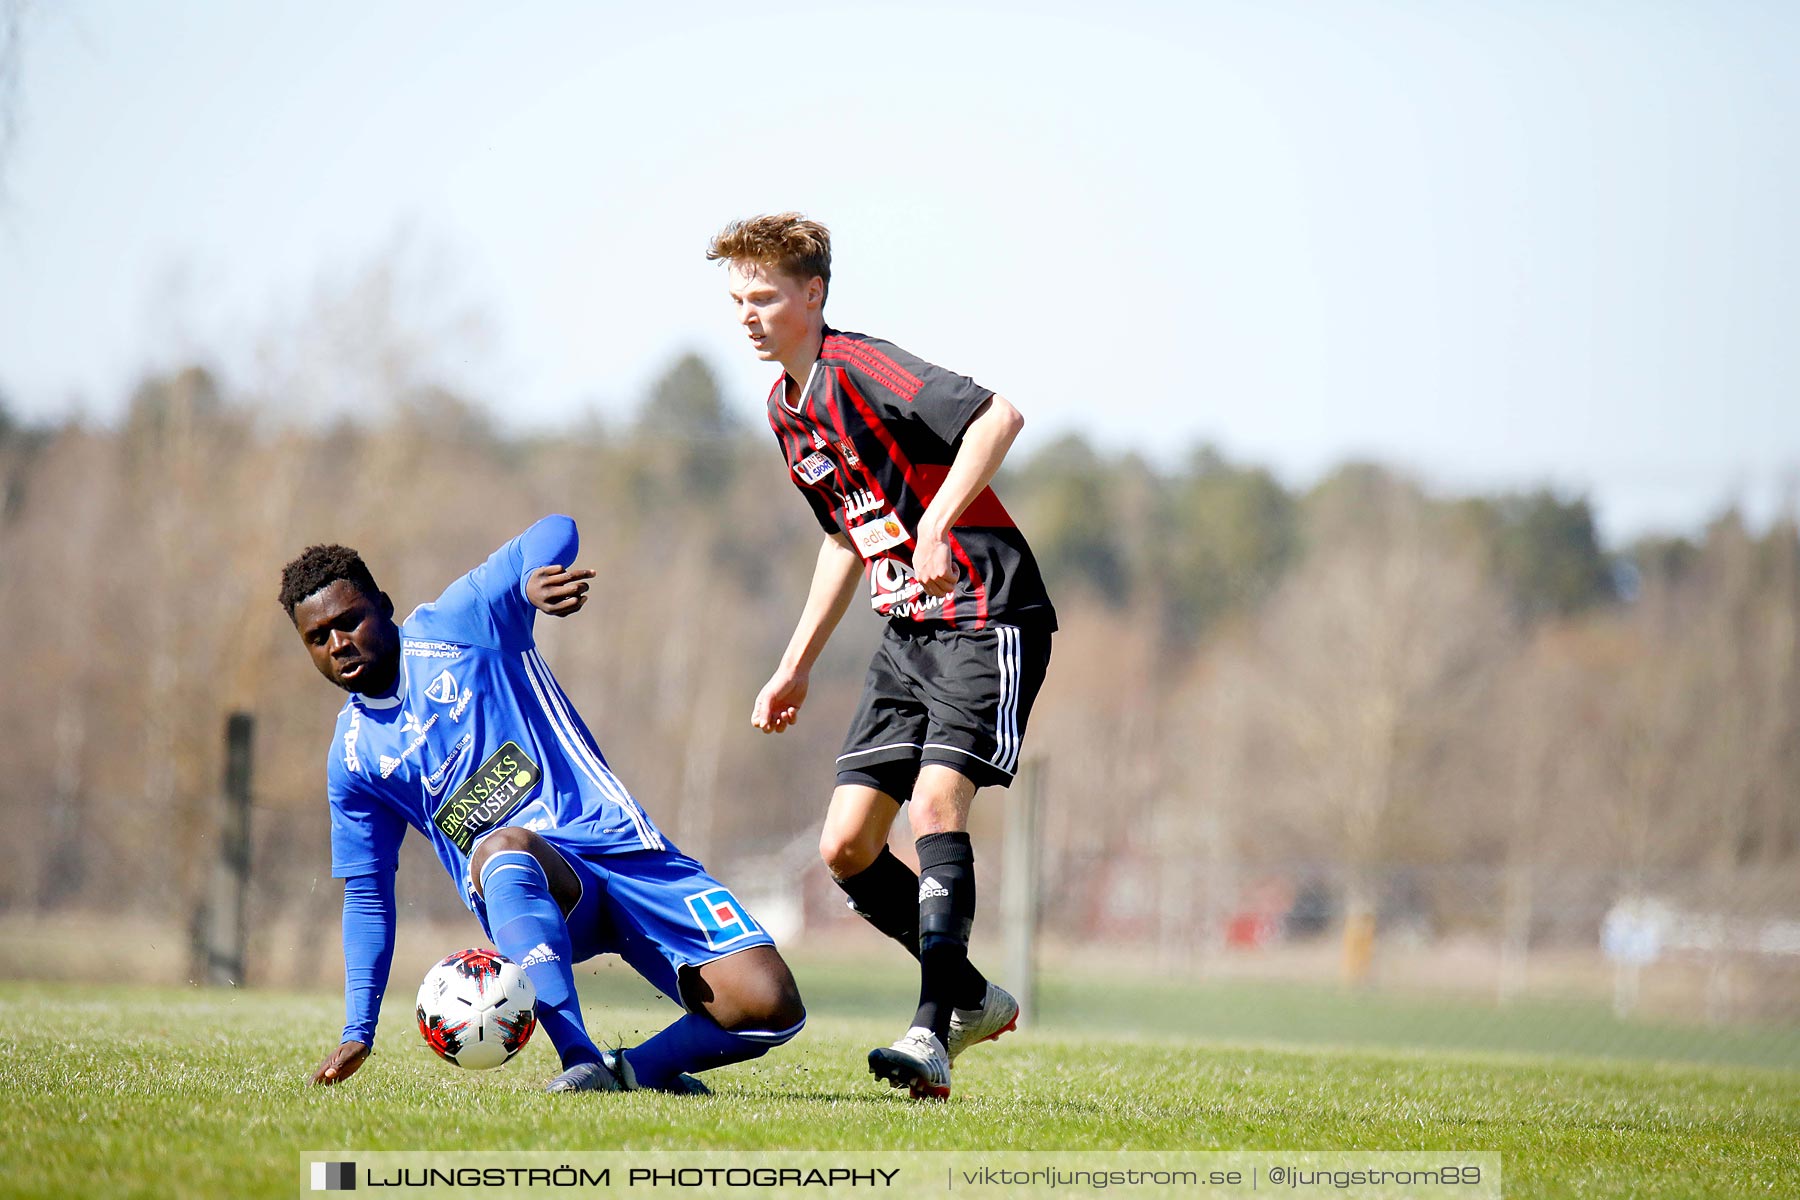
[[918, 876, 950, 901], [520, 942, 558, 969]]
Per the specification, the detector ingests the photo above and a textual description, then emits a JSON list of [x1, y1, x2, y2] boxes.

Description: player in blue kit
[[281, 514, 804, 1094]]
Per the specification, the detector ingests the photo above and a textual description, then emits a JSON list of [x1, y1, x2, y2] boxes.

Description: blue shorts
[[469, 833, 775, 1002]]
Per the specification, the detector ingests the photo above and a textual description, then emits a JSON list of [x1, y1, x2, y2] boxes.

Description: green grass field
[[7, 958, 1798, 1199]]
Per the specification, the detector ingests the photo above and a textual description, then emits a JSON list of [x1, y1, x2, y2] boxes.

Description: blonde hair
[[707, 212, 832, 302]]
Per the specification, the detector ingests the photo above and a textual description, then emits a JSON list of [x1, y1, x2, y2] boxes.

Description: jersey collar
[[778, 325, 834, 415], [779, 360, 820, 416]]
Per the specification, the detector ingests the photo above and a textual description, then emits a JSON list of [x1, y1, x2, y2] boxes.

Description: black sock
[[835, 847, 988, 1009], [836, 847, 923, 953], [912, 831, 979, 1044]]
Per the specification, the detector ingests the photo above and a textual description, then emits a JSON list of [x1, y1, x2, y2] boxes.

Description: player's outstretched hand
[[311, 1040, 369, 1086], [752, 666, 809, 734], [527, 565, 595, 618]]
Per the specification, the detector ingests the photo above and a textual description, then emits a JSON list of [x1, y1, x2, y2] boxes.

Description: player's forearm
[[341, 872, 397, 1045], [917, 396, 1024, 541], [780, 535, 864, 672]]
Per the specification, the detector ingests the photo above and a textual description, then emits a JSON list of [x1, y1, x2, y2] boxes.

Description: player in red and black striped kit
[[708, 213, 1056, 1099]]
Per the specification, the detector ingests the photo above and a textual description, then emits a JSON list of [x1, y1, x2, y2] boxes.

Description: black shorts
[[834, 621, 1053, 794]]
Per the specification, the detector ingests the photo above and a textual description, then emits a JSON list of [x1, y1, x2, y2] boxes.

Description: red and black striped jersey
[[765, 328, 1057, 632]]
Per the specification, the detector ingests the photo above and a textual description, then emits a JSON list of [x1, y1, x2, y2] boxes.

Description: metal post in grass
[[205, 713, 254, 987], [1003, 757, 1043, 1027]]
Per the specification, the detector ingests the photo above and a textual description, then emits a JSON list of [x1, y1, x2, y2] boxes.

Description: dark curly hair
[[278, 543, 381, 620]]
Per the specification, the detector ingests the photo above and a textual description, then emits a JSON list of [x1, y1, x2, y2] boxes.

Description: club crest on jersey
[[423, 669, 474, 721], [837, 439, 860, 466], [431, 740, 541, 853], [684, 888, 760, 950], [794, 451, 835, 485], [425, 669, 458, 705], [848, 512, 910, 559]]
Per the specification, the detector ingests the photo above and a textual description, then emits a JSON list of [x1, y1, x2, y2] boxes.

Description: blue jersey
[[325, 515, 667, 911]]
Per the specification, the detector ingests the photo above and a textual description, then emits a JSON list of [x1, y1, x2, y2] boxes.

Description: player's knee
[[470, 827, 539, 896], [723, 969, 806, 1036], [819, 829, 878, 878], [756, 1003, 806, 1044], [762, 967, 807, 1033], [907, 803, 958, 838], [911, 764, 975, 817], [693, 949, 806, 1034]]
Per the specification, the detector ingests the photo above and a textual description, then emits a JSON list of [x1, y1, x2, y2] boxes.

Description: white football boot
[[867, 1026, 952, 1100], [946, 981, 1020, 1062]]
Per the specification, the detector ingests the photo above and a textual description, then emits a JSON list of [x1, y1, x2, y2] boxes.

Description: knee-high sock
[[623, 1012, 805, 1089], [912, 832, 978, 1044], [480, 851, 600, 1069], [836, 846, 986, 1009]]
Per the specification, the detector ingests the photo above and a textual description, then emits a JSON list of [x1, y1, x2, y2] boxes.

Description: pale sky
[[2, 0, 1796, 542]]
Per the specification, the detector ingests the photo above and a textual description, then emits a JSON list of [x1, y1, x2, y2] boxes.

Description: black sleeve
[[801, 486, 839, 535], [843, 338, 993, 447]]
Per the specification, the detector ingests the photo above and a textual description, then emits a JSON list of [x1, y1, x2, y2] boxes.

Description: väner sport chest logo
[[430, 740, 542, 854], [793, 450, 835, 485]]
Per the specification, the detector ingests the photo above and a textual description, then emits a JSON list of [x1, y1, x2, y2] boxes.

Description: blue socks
[[623, 1012, 805, 1090], [480, 851, 600, 1069]]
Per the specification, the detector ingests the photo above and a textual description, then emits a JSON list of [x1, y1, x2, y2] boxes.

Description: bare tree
[[1490, 625, 1595, 1001], [1244, 471, 1513, 982]]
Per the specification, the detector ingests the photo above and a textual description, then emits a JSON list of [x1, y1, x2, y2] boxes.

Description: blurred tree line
[[1, 327, 1796, 994]]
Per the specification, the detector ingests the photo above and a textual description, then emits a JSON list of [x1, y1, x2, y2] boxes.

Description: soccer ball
[[415, 948, 538, 1070]]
